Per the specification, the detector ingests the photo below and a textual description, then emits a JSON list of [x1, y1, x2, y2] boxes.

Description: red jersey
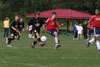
[[89, 15, 100, 27], [46, 18, 59, 30]]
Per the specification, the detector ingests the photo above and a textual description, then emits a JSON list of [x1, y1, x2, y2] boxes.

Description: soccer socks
[[17, 35, 20, 40], [89, 37, 95, 43], [96, 40, 100, 50], [55, 37, 59, 46], [29, 34, 32, 38], [32, 41, 37, 46], [8, 38, 14, 45]]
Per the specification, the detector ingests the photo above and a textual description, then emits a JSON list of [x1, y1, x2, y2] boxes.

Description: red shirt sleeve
[[88, 16, 95, 25]]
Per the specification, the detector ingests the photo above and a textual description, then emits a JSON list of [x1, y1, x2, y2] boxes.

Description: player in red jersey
[[88, 9, 100, 51], [87, 23, 95, 47], [45, 12, 60, 49]]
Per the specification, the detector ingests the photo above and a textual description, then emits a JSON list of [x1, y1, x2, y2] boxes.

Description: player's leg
[[31, 31, 45, 48], [94, 27, 100, 50], [17, 30, 21, 40], [7, 32, 16, 47], [54, 31, 61, 49], [36, 32, 45, 47], [29, 30, 32, 38]]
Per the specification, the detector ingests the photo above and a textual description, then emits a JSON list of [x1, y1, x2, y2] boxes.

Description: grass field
[[0, 31, 100, 67]]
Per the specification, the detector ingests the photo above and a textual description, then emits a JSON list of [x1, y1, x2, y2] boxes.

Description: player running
[[6, 15, 20, 47], [28, 11, 45, 48], [45, 12, 60, 49], [88, 9, 100, 51], [87, 22, 95, 47], [17, 18, 24, 40]]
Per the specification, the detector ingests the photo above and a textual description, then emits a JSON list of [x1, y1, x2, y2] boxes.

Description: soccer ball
[[41, 36, 47, 42]]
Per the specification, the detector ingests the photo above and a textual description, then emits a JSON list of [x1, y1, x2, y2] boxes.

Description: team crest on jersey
[[20, 25, 22, 27], [35, 23, 40, 27], [51, 22, 55, 25]]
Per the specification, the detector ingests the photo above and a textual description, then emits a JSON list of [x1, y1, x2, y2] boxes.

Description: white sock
[[89, 38, 95, 43], [96, 40, 100, 50], [55, 37, 59, 46], [29, 34, 32, 38]]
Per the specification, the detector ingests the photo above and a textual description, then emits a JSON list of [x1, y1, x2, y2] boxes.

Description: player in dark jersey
[[27, 11, 45, 48], [6, 15, 20, 47], [17, 18, 24, 40]]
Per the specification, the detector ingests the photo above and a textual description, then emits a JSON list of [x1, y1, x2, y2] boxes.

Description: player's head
[[15, 15, 19, 21], [51, 12, 57, 20], [6, 17, 9, 20], [95, 9, 99, 15], [34, 11, 40, 18], [20, 18, 23, 22]]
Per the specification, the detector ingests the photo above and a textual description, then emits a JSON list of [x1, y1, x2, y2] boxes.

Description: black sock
[[33, 41, 37, 45], [38, 38, 42, 42], [17, 35, 20, 40], [8, 38, 14, 44]]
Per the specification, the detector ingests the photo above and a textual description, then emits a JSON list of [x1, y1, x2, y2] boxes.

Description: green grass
[[0, 31, 100, 67]]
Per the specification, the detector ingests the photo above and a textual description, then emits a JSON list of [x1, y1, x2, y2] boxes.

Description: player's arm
[[11, 21, 19, 32], [11, 26, 17, 31], [87, 16, 94, 28], [26, 21, 31, 30]]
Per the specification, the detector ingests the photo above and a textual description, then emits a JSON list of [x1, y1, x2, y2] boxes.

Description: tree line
[[0, 0, 100, 20]]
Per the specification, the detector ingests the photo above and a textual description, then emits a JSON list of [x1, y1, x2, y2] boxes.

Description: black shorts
[[10, 31, 17, 37], [33, 29, 40, 38]]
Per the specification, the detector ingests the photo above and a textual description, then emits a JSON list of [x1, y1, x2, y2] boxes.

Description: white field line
[[0, 60, 50, 67]]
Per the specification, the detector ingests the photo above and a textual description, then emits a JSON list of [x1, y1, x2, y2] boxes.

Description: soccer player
[[88, 9, 100, 51], [45, 12, 60, 49], [87, 22, 95, 47], [6, 15, 20, 47], [17, 18, 24, 40], [28, 11, 45, 48]]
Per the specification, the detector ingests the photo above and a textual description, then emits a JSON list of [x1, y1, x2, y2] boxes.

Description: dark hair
[[52, 12, 56, 15], [95, 9, 99, 11], [35, 11, 40, 16]]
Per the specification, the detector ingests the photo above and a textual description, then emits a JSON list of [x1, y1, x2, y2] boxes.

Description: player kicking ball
[[29, 11, 45, 48], [45, 12, 61, 49], [6, 15, 20, 47]]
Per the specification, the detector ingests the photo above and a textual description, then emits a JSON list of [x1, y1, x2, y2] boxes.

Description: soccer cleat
[[7, 45, 12, 47], [40, 42, 45, 47], [54, 45, 61, 49], [31, 43, 35, 48], [86, 40, 91, 48]]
